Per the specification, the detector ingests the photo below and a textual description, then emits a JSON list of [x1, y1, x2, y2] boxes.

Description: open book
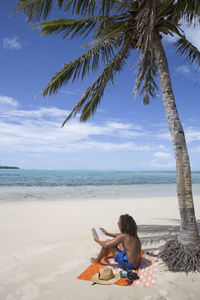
[[91, 227, 107, 241]]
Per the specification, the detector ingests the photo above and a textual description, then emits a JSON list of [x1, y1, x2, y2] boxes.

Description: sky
[[0, 1, 200, 170]]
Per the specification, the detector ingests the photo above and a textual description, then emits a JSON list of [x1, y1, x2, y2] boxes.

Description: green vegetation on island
[[0, 166, 19, 169]]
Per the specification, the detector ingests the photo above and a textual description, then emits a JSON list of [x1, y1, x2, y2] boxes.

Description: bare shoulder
[[117, 233, 126, 238], [122, 233, 132, 240], [124, 233, 140, 243], [116, 233, 126, 241]]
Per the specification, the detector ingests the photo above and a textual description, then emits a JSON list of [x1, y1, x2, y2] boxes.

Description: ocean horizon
[[0, 170, 200, 202]]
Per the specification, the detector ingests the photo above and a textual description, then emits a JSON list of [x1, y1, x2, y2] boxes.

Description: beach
[[1, 195, 200, 300], [2, 0, 200, 298]]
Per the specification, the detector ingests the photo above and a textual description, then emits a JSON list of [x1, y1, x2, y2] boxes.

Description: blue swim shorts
[[115, 249, 136, 270]]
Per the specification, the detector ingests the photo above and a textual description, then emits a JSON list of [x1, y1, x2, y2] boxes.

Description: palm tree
[[16, 0, 200, 271]]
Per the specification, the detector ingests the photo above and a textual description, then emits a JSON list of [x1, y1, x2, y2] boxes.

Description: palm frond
[[174, 36, 200, 69], [94, 17, 127, 40], [134, 0, 156, 96], [16, 0, 58, 22], [139, 50, 158, 104], [156, 0, 175, 18], [15, 0, 122, 22], [57, 0, 65, 7], [61, 45, 130, 125], [175, 0, 200, 24], [83, 23, 125, 51], [64, 0, 96, 16], [39, 17, 97, 38], [16, 0, 137, 24], [156, 19, 182, 37], [38, 15, 126, 39], [42, 34, 124, 97], [65, 0, 131, 16]]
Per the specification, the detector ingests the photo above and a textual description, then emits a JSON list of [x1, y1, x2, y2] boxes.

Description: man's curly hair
[[120, 214, 138, 236]]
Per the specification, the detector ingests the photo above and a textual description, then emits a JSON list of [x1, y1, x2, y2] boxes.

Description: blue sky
[[0, 1, 200, 170]]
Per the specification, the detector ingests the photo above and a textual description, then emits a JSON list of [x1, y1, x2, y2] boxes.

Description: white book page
[[91, 227, 107, 240]]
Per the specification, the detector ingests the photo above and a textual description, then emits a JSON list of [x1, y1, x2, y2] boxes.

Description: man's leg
[[119, 243, 123, 251], [91, 247, 108, 264], [109, 246, 120, 257], [91, 246, 120, 264]]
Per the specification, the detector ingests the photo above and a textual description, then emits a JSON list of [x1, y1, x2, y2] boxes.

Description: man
[[91, 214, 141, 270]]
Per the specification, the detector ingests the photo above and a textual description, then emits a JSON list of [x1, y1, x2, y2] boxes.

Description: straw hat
[[92, 267, 121, 285]]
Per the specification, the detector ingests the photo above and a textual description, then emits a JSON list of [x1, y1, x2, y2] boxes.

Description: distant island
[[0, 166, 19, 169]]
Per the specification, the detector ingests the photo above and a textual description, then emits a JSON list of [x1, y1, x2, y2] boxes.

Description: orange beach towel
[[77, 250, 158, 287]]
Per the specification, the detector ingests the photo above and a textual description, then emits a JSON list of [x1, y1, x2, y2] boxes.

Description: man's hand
[[93, 234, 99, 243], [100, 228, 108, 235]]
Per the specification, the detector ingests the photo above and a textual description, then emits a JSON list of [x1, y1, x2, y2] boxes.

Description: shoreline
[[1, 183, 200, 202], [0, 197, 200, 299]]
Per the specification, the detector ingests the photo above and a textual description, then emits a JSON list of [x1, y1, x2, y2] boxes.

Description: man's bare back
[[120, 232, 141, 267]]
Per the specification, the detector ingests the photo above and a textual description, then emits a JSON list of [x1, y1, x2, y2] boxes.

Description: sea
[[0, 170, 200, 202]]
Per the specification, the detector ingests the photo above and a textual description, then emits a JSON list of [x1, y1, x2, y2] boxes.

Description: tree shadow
[[101, 220, 200, 271], [106, 254, 153, 270], [139, 257, 152, 269], [138, 219, 200, 251]]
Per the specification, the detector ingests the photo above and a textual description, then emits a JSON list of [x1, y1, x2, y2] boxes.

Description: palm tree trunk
[[153, 32, 200, 246]]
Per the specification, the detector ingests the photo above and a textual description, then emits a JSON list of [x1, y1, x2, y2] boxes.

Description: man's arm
[[106, 232, 121, 238], [93, 234, 123, 249], [100, 228, 120, 238]]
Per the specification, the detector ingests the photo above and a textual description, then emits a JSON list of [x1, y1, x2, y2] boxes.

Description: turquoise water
[[0, 170, 200, 201], [1, 169, 200, 186]]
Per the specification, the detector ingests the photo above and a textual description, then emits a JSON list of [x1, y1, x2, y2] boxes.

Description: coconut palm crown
[[16, 0, 200, 272]]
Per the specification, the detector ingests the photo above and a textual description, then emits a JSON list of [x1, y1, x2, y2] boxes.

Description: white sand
[[0, 196, 200, 300]]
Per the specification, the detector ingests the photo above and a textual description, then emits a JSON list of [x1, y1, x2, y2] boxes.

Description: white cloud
[[61, 89, 81, 95], [3, 36, 22, 50], [106, 122, 142, 131], [176, 65, 192, 75], [153, 152, 171, 158], [192, 146, 200, 153], [1, 103, 200, 169], [156, 131, 171, 140], [66, 141, 150, 152], [155, 127, 200, 144], [0, 106, 150, 154], [149, 158, 175, 170], [0, 95, 18, 107], [150, 151, 175, 170], [164, 21, 200, 51], [185, 127, 200, 143], [4, 107, 68, 119], [158, 145, 168, 151], [181, 23, 200, 50]]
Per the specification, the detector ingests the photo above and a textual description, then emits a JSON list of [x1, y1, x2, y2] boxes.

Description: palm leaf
[[42, 33, 124, 97], [39, 17, 98, 38], [16, 0, 57, 22], [65, 0, 132, 16], [174, 36, 200, 69], [38, 15, 126, 39], [156, 20, 182, 37], [61, 45, 130, 125], [175, 0, 200, 24], [83, 23, 125, 51], [134, 0, 156, 96], [156, 0, 175, 18], [94, 17, 128, 40], [64, 0, 96, 16], [16, 0, 132, 23], [139, 50, 158, 104]]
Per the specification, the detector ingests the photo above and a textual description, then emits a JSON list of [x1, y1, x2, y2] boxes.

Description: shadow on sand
[[104, 220, 200, 271], [138, 219, 200, 251]]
